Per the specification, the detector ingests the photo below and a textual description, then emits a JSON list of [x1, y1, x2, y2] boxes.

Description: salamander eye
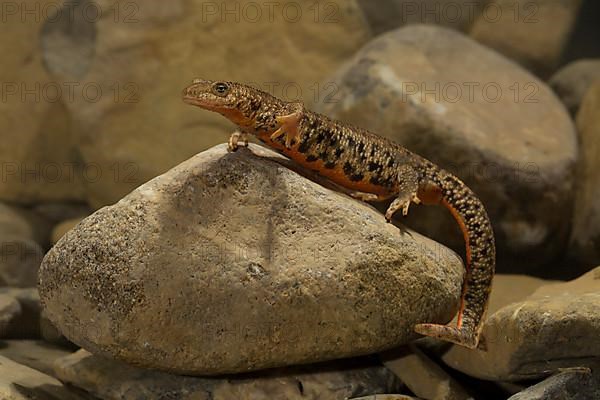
[[212, 82, 230, 96]]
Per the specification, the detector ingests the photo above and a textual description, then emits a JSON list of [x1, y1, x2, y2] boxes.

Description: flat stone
[[0, 355, 90, 400], [0, 340, 74, 376], [39, 143, 464, 375], [508, 367, 600, 400], [54, 349, 403, 400], [381, 346, 472, 400], [317, 24, 577, 273], [440, 267, 600, 381]]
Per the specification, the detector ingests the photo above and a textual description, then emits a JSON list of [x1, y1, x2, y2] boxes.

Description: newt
[[182, 79, 495, 349]]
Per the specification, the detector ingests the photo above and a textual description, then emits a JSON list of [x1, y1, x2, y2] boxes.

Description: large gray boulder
[[39, 143, 464, 375]]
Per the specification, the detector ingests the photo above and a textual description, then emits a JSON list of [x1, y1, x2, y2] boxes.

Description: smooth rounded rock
[[568, 83, 600, 269], [356, 0, 481, 35], [549, 59, 600, 115], [469, 0, 583, 77], [317, 24, 577, 273], [39, 143, 464, 375]]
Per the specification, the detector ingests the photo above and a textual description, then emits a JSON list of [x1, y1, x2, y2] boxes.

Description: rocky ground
[[1, 0, 600, 399]]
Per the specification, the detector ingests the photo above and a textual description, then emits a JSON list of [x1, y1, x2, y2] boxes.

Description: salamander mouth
[[182, 95, 205, 106], [182, 94, 229, 111]]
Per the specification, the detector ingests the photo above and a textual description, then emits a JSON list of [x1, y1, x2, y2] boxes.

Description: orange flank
[[256, 132, 395, 198]]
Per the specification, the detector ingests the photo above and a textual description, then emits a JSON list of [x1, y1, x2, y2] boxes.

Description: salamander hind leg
[[385, 165, 421, 222], [271, 102, 304, 149]]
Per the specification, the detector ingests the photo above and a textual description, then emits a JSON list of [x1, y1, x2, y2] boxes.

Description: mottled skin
[[183, 79, 495, 349]]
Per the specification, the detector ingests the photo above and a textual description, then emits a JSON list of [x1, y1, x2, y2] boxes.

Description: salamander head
[[183, 79, 265, 128]]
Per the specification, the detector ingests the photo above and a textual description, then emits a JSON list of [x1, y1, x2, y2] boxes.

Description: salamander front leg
[[349, 191, 381, 202], [385, 166, 420, 222], [228, 131, 249, 152], [270, 102, 304, 149]]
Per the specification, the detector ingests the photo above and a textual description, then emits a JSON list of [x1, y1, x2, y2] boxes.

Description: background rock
[[0, 203, 52, 247], [0, 0, 85, 205], [39, 143, 464, 375], [51, 217, 84, 245], [40, 0, 371, 208], [549, 59, 600, 115], [0, 238, 44, 288], [439, 267, 600, 381], [568, 82, 600, 269], [0, 288, 41, 339], [0, 203, 51, 287], [33, 202, 91, 225], [317, 24, 577, 274], [356, 0, 484, 35], [469, 0, 583, 77], [54, 349, 403, 400], [0, 295, 21, 337]]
